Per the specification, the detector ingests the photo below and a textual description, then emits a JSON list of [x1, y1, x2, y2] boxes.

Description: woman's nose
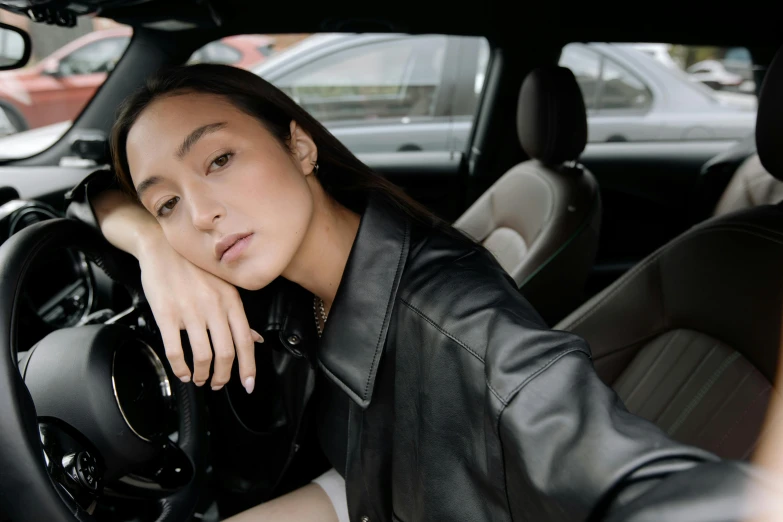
[[190, 195, 225, 231]]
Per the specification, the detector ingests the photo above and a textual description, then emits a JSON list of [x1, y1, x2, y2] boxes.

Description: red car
[[0, 28, 274, 134]]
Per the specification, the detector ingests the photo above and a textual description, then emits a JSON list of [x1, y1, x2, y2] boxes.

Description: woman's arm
[[498, 346, 775, 522], [90, 189, 261, 392]]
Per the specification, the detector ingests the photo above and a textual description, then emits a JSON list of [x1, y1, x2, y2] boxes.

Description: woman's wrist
[[93, 189, 168, 260], [132, 220, 171, 262]]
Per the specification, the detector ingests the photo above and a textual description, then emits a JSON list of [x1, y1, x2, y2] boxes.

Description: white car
[[687, 59, 755, 93]]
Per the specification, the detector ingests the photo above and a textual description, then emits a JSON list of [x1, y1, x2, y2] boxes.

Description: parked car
[[248, 35, 756, 153], [563, 43, 756, 142], [0, 27, 274, 136], [0, 35, 758, 160], [687, 59, 755, 93]]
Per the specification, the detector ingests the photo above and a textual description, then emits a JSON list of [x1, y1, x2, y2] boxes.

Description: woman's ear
[[289, 120, 318, 176]]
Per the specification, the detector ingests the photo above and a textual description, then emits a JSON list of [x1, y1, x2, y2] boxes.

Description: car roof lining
[[95, 0, 780, 49], [1, 0, 776, 48]]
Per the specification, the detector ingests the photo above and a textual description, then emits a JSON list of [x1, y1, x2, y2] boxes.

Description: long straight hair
[[110, 63, 474, 245]]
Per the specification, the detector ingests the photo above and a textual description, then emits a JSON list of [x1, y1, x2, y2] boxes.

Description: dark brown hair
[[110, 63, 473, 244]]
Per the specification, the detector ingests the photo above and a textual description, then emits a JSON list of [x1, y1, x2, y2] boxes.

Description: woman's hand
[[137, 235, 262, 392], [93, 189, 262, 393]]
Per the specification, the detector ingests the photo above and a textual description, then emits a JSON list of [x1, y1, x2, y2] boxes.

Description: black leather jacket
[[67, 172, 769, 522]]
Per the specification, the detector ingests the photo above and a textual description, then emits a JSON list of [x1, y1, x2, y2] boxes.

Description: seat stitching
[[715, 383, 771, 453], [630, 331, 695, 418], [621, 330, 681, 407], [667, 351, 741, 437], [654, 339, 719, 425], [692, 364, 755, 442]]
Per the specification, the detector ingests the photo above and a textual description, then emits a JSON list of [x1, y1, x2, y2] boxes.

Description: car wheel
[[0, 101, 29, 136]]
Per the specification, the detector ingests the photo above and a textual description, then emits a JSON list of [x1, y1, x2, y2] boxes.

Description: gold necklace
[[313, 296, 328, 337]]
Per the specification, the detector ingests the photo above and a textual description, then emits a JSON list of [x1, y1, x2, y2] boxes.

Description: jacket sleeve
[[64, 167, 120, 231], [63, 168, 142, 286], [498, 348, 774, 522]]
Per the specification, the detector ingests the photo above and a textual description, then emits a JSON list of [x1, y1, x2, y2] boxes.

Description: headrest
[[517, 66, 588, 165], [756, 46, 783, 181]]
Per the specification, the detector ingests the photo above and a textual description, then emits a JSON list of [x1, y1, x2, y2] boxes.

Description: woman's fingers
[[185, 320, 213, 386], [158, 319, 191, 382], [227, 302, 261, 394], [208, 317, 236, 391]]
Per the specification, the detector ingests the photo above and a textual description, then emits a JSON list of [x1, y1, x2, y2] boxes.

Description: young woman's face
[[126, 92, 318, 290]]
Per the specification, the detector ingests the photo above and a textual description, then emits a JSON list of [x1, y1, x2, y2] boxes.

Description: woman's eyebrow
[[176, 122, 227, 159], [135, 175, 164, 200]]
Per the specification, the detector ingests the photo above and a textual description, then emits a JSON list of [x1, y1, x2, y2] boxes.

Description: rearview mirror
[[0, 22, 31, 71]]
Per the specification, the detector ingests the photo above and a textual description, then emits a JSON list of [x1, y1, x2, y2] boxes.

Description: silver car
[[0, 36, 756, 161], [252, 35, 756, 154]]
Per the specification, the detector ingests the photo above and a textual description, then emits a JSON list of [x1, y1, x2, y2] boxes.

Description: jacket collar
[[318, 196, 411, 408]]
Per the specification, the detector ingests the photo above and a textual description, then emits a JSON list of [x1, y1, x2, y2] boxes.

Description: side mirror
[[0, 22, 31, 71]]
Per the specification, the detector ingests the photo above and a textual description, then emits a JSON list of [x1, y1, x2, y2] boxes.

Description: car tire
[[0, 101, 29, 136]]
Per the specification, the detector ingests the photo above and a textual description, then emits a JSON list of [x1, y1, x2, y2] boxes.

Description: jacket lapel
[[317, 196, 411, 408]]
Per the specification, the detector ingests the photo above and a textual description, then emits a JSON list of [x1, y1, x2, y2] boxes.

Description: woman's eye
[[156, 197, 179, 217], [209, 152, 233, 171]]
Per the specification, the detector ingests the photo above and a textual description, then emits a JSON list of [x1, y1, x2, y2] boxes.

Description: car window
[[599, 59, 652, 111], [559, 44, 601, 109], [188, 41, 242, 65], [0, 16, 132, 160], [273, 36, 448, 123], [58, 36, 130, 75], [559, 43, 757, 143]]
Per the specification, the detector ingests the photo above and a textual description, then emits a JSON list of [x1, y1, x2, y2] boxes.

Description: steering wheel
[[0, 218, 207, 522]]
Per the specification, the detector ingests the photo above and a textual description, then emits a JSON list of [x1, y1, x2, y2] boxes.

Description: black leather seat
[[556, 47, 783, 460], [455, 66, 601, 326]]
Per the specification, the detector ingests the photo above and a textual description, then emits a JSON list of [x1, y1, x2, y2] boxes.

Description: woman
[[78, 64, 768, 522]]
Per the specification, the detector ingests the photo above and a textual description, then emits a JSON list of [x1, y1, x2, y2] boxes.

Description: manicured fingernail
[[211, 385, 223, 391], [250, 329, 264, 343], [179, 375, 191, 383], [194, 381, 205, 387], [244, 377, 255, 394]]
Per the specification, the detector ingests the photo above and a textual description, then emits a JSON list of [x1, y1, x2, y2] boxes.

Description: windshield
[[0, 14, 132, 160]]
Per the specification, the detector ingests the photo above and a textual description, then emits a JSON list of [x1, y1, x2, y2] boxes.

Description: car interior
[[0, 0, 781, 521]]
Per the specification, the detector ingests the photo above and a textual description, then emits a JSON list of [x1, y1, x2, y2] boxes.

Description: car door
[[29, 36, 130, 126]]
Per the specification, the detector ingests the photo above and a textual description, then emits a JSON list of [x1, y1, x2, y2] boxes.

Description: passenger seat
[[455, 66, 601, 326], [555, 46, 783, 459], [714, 152, 783, 216]]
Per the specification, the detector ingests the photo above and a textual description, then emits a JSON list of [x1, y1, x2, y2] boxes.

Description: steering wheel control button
[[76, 451, 99, 490]]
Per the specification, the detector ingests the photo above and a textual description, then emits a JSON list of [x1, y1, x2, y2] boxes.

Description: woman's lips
[[220, 234, 253, 263]]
